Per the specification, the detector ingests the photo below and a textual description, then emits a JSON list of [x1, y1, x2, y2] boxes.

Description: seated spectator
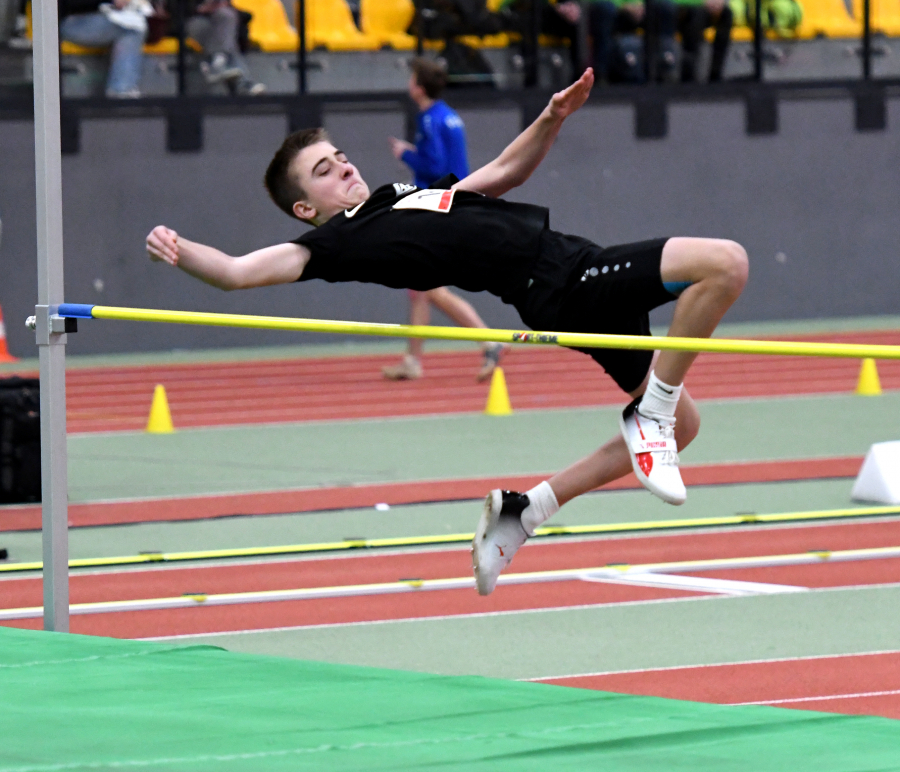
[[181, 0, 266, 95], [59, 0, 149, 98], [501, 0, 586, 83], [675, 0, 732, 81], [4, 0, 31, 48], [588, 0, 677, 83]]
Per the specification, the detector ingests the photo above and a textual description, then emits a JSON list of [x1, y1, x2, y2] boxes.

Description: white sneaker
[[618, 398, 686, 505], [381, 355, 423, 381], [471, 490, 530, 596]]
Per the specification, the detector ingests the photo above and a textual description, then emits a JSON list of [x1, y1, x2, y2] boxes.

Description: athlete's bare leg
[[384, 287, 507, 380], [546, 237, 747, 506], [407, 290, 432, 361], [473, 237, 747, 593]]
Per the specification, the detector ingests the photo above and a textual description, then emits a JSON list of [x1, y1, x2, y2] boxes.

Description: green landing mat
[[1, 628, 899, 772]]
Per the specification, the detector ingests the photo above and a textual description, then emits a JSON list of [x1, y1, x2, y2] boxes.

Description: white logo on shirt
[[344, 202, 366, 218], [391, 189, 456, 213], [393, 183, 416, 196]]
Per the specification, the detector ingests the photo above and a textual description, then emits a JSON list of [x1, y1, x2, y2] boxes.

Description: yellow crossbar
[[87, 305, 900, 360]]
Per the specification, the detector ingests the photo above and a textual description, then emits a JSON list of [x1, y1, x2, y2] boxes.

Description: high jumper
[[145, 68, 749, 595]]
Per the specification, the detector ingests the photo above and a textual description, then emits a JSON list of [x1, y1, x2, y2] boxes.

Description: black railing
[[0, 0, 890, 107]]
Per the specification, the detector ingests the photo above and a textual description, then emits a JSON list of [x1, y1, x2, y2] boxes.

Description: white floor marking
[[579, 571, 805, 596], [733, 688, 900, 706]]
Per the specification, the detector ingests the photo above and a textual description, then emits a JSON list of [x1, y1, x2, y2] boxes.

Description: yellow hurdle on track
[[56, 304, 900, 360]]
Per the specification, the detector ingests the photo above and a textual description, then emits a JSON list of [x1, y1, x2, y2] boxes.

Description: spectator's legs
[[676, 5, 704, 82], [708, 3, 733, 81], [60, 13, 145, 96], [200, 5, 241, 57], [649, 0, 677, 81], [587, 0, 617, 81], [539, 1, 583, 81], [188, 7, 264, 93]]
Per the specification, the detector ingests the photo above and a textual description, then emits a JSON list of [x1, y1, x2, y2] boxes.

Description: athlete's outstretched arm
[[454, 68, 593, 199], [146, 226, 310, 290]]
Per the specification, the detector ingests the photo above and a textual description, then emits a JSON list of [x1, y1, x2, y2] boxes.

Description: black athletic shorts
[[513, 230, 676, 394]]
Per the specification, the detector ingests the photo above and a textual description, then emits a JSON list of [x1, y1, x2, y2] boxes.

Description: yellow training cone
[[855, 358, 882, 396], [484, 367, 513, 416], [146, 384, 175, 433]]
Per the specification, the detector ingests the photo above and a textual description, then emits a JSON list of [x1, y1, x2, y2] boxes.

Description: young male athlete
[[146, 67, 748, 596]]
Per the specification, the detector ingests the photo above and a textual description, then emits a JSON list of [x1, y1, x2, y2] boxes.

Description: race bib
[[392, 189, 456, 214]]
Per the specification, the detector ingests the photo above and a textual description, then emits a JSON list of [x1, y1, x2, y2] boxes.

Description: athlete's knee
[[715, 240, 749, 297]]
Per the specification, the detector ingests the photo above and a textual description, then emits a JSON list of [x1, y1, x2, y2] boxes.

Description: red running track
[[7, 331, 899, 433], [3, 518, 899, 639], [0, 455, 864, 532], [536, 652, 900, 720]]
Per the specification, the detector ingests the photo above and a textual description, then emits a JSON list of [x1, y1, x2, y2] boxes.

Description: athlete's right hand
[[146, 225, 179, 266], [548, 67, 594, 122]]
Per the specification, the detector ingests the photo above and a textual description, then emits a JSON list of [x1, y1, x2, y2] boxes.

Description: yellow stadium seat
[[301, 0, 381, 51], [360, 0, 416, 49], [60, 41, 105, 54], [852, 0, 900, 35], [232, 0, 299, 51], [141, 37, 203, 54], [61, 38, 201, 55], [456, 32, 511, 47], [796, 0, 861, 37]]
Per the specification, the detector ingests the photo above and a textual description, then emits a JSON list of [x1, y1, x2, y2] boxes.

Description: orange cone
[[0, 305, 18, 363]]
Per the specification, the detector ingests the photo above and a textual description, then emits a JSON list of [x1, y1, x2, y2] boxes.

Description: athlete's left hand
[[547, 68, 594, 122]]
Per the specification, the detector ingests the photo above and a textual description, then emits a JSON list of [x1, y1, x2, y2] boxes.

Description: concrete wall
[[1, 96, 899, 357]]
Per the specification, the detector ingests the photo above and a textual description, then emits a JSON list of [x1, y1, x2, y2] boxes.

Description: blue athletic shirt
[[401, 101, 469, 189]]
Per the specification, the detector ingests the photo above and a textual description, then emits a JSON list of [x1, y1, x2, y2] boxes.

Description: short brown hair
[[411, 57, 447, 99], [264, 127, 330, 219]]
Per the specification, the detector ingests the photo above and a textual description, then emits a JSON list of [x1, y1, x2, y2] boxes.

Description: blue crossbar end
[[57, 304, 95, 319]]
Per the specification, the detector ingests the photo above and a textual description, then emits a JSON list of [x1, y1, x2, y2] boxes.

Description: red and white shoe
[[471, 490, 530, 596], [618, 398, 686, 505]]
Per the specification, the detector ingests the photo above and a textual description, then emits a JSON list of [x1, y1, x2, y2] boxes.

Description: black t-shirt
[[293, 177, 549, 303]]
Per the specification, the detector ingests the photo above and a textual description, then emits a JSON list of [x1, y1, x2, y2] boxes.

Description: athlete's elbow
[[504, 169, 531, 191], [219, 265, 252, 291]]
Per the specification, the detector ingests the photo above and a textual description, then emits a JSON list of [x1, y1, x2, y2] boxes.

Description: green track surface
[[3, 626, 900, 772], [65, 392, 900, 502], [0, 479, 868, 564], [163, 586, 900, 680]]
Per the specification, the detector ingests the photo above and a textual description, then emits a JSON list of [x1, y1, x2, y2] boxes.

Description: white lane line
[[527, 648, 900, 681], [5, 544, 900, 621], [580, 571, 805, 596], [733, 689, 900, 706], [140, 595, 721, 641], [143, 583, 900, 642]]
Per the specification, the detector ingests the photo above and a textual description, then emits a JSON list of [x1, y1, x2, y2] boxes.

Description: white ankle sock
[[638, 371, 682, 421], [520, 481, 560, 536]]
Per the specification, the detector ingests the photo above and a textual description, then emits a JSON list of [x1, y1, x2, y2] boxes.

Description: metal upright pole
[[297, 0, 307, 94], [753, 0, 763, 81], [524, 0, 540, 87], [32, 0, 70, 632], [862, 0, 871, 80], [176, 0, 186, 96], [415, 3, 423, 55]]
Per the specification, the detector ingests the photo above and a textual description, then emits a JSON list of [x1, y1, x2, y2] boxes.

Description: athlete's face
[[291, 141, 370, 224]]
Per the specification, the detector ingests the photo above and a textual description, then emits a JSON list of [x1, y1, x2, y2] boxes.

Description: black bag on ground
[[0, 377, 41, 504]]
